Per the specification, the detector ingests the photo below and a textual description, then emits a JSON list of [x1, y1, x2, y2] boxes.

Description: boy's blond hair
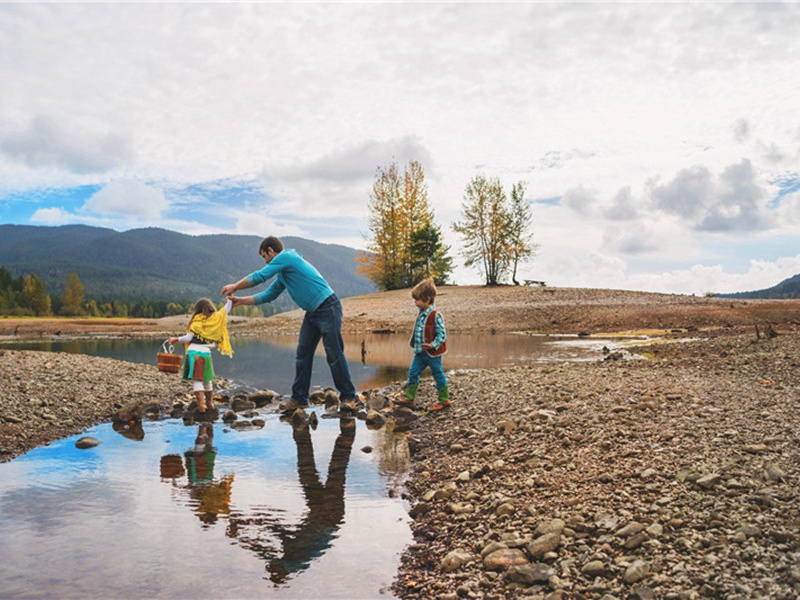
[[411, 278, 437, 303]]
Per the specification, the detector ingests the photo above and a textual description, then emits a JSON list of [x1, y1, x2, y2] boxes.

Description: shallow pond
[[0, 408, 412, 598], [0, 332, 624, 598]]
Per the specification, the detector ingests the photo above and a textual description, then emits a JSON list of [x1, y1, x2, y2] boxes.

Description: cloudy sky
[[1, 2, 799, 295]]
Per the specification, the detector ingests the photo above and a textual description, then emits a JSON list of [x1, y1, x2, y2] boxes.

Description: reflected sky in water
[[0, 409, 411, 598]]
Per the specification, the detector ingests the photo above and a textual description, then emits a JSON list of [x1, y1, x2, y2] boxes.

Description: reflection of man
[[226, 418, 356, 585]]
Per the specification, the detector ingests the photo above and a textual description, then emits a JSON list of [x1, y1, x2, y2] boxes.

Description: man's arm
[[221, 276, 250, 298]]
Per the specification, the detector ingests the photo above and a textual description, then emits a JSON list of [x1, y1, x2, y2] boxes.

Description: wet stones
[[75, 436, 101, 449]]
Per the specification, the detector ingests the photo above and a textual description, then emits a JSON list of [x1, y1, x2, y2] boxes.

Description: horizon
[[1, 4, 799, 296], [0, 222, 788, 297]]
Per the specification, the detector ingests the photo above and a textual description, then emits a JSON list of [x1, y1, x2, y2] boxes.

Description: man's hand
[[421, 343, 434, 351], [229, 295, 254, 308], [220, 283, 237, 297]]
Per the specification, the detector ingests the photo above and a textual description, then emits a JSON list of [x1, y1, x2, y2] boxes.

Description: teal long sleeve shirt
[[246, 249, 334, 312]]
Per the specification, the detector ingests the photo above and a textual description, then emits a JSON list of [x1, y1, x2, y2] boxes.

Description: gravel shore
[[390, 332, 800, 599], [1, 287, 799, 598]]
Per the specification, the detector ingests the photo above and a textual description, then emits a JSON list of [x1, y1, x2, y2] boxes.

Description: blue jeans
[[407, 352, 447, 390], [292, 294, 357, 404]]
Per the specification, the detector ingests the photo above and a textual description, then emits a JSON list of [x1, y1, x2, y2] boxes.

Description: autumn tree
[[22, 273, 52, 316], [60, 272, 85, 316], [507, 182, 539, 285], [360, 160, 452, 290], [453, 175, 536, 286]]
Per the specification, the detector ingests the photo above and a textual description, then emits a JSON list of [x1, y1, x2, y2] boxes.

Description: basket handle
[[161, 339, 175, 354]]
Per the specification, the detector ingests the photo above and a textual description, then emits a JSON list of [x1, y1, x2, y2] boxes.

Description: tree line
[[360, 160, 538, 290], [0, 267, 265, 318]]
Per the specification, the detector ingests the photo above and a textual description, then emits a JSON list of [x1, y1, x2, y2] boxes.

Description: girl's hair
[[189, 298, 216, 323], [411, 278, 437, 303]]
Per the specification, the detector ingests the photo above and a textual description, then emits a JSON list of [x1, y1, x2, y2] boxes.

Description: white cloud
[[650, 160, 774, 232], [82, 181, 169, 220], [0, 116, 133, 174], [30, 207, 73, 225]]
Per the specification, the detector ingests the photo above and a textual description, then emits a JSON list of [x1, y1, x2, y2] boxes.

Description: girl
[[169, 298, 233, 412]]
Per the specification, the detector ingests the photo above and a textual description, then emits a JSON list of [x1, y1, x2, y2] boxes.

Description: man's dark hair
[[259, 236, 284, 255]]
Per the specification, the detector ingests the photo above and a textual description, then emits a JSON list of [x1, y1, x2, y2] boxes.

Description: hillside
[[721, 272, 800, 299], [0, 225, 376, 310]]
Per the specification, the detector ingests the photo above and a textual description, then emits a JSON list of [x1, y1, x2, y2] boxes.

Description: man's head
[[259, 236, 284, 263]]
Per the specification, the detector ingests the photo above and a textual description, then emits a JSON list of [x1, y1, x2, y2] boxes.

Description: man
[[221, 236, 361, 412]]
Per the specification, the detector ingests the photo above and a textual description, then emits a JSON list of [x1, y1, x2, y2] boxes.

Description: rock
[[696, 473, 721, 489], [248, 390, 278, 406], [527, 532, 561, 559], [505, 563, 554, 585], [483, 548, 529, 571], [743, 443, 769, 454], [623, 559, 650, 584], [365, 409, 386, 427], [440, 549, 473, 572], [308, 411, 319, 428], [495, 502, 515, 516], [75, 436, 101, 449], [630, 587, 657, 600], [361, 446, 373, 453], [291, 408, 308, 425], [616, 521, 646, 537], [231, 398, 256, 412], [112, 400, 150, 424], [497, 419, 516, 435], [534, 518, 566, 537], [309, 390, 325, 404], [581, 560, 605, 577], [222, 410, 237, 422]]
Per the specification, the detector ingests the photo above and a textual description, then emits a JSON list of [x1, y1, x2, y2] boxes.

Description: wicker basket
[[158, 341, 182, 373]]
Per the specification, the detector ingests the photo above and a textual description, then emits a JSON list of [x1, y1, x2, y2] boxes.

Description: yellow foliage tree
[[360, 160, 443, 290]]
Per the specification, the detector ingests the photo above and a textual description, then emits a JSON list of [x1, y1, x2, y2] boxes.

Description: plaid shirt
[[412, 305, 447, 354]]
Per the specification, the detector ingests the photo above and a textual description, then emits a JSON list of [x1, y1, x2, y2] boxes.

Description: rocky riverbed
[[0, 349, 191, 461], [389, 332, 800, 599]]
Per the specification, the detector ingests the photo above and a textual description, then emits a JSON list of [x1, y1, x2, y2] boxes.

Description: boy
[[396, 278, 449, 411]]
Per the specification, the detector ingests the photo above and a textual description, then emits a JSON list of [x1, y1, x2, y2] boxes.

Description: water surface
[[0, 409, 411, 598]]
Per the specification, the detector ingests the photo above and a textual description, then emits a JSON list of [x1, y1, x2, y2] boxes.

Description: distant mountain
[[0, 225, 376, 311], [720, 273, 800, 299]]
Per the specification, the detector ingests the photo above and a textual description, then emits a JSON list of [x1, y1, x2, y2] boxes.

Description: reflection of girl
[[182, 424, 234, 525], [169, 298, 233, 412]]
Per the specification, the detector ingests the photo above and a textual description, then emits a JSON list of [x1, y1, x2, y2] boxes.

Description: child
[[169, 297, 233, 412], [396, 278, 449, 411]]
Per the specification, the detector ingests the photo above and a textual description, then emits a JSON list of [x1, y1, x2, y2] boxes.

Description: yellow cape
[[189, 306, 233, 357]]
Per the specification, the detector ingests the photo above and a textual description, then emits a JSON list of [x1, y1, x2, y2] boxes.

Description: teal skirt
[[181, 350, 215, 382]]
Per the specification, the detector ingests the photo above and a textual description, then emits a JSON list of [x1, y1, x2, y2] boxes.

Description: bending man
[[221, 236, 361, 413]]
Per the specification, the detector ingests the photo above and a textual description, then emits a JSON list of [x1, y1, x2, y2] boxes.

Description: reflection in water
[[158, 418, 358, 587], [227, 419, 355, 586], [161, 423, 234, 526]]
